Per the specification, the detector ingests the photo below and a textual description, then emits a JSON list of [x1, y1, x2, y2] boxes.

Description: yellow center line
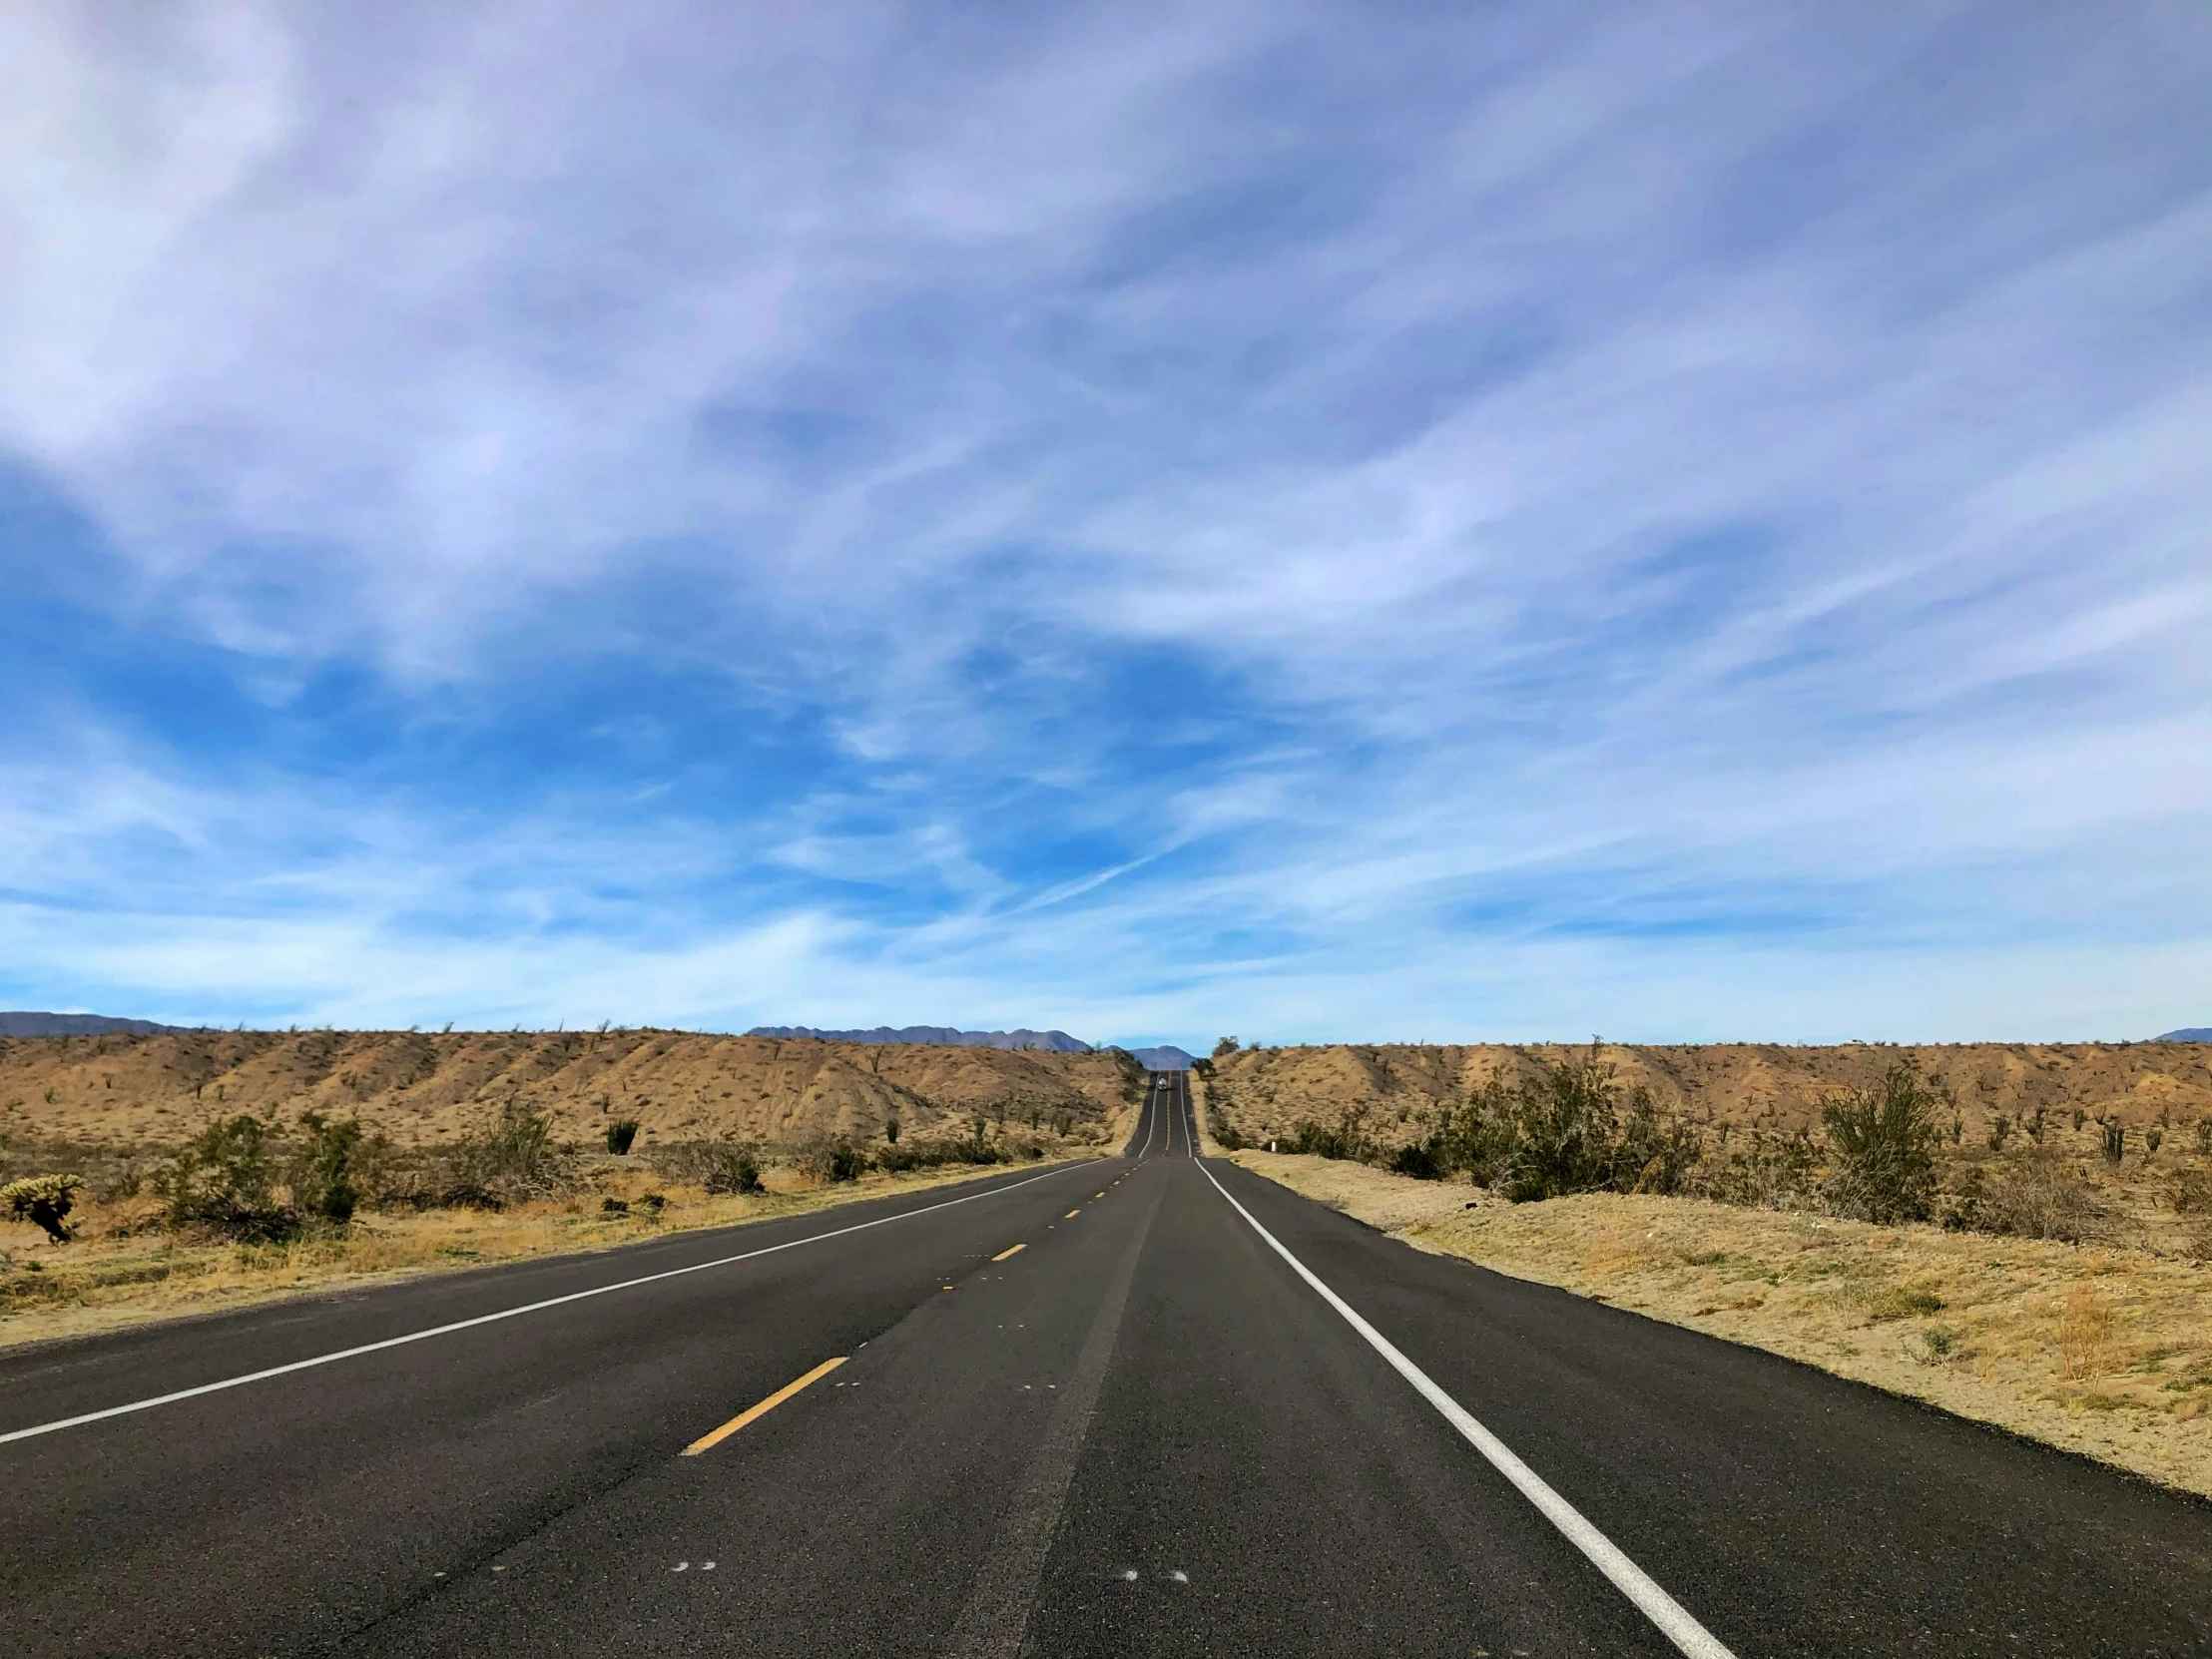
[[683, 1356, 846, 1456], [1094, 1192, 1106, 1198], [992, 1243, 1027, 1261], [1064, 1210, 1080, 1219]]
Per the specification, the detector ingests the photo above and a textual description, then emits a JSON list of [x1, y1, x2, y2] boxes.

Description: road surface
[[5, 1074, 2210, 1656]]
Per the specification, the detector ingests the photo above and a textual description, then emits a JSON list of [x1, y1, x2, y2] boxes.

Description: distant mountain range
[[1124, 1045, 1195, 1071], [745, 1024, 1095, 1052], [742, 1025, 1196, 1070], [0, 1012, 180, 1037], [2160, 1028, 2212, 1042]]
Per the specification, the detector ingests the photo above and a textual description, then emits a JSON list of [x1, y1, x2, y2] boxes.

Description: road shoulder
[[1226, 1148, 2212, 1501]]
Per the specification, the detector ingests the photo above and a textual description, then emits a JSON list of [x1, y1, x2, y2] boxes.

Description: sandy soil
[[0, 1028, 1143, 1150], [1230, 1149, 2212, 1500]]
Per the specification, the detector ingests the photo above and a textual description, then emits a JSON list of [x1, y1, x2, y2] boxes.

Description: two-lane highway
[[6, 1074, 2212, 1655]]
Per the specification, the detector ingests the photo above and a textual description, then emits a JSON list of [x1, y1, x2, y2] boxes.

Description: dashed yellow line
[[683, 1356, 846, 1455], [1064, 1210, 1080, 1219], [992, 1243, 1027, 1262]]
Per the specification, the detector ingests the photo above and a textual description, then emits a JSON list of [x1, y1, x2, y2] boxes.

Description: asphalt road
[[6, 1074, 2212, 1656]]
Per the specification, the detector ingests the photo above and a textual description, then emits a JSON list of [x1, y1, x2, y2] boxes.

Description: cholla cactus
[[3, 1173, 86, 1244]]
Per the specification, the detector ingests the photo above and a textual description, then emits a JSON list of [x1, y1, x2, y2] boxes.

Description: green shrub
[[3, 1173, 84, 1243], [877, 1137, 1001, 1172], [290, 1111, 362, 1223], [1502, 1055, 1621, 1202], [1610, 1086, 1702, 1196], [157, 1116, 296, 1241], [1389, 1141, 1442, 1179], [605, 1118, 640, 1155], [2102, 1120, 2126, 1165], [1821, 1061, 1945, 1224], [784, 1130, 868, 1183], [1285, 1106, 1374, 1162]]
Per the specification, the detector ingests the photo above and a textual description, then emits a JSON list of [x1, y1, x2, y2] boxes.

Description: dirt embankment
[[1202, 1040, 2212, 1149], [0, 1029, 1144, 1150]]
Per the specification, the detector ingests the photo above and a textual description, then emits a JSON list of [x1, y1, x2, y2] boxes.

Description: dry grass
[[1231, 1148, 2212, 1499], [0, 1154, 1100, 1352]]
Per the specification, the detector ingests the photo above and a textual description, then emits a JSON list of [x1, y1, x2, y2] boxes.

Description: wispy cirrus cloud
[[0, 0, 2206, 1044]]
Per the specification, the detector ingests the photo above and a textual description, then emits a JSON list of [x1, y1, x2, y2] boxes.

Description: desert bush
[[1948, 1154, 2113, 1244], [1821, 1061, 1946, 1224], [444, 1101, 571, 1202], [1699, 1129, 1817, 1210], [876, 1136, 1003, 1172], [1389, 1140, 1443, 1179], [1384, 1080, 1512, 1187], [288, 1111, 362, 1224], [3, 1173, 85, 1243], [2102, 1120, 2127, 1165], [2171, 1165, 2212, 1215], [782, 1130, 869, 1183], [605, 1118, 640, 1155], [1502, 1055, 1622, 1202], [1611, 1087, 1703, 1196], [650, 1137, 765, 1194], [1284, 1110, 1363, 1161], [156, 1115, 297, 1241], [1352, 1058, 1701, 1201]]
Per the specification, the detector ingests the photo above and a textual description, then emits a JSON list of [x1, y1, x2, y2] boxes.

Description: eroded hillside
[[0, 1028, 1144, 1150], [1201, 1041, 2212, 1149]]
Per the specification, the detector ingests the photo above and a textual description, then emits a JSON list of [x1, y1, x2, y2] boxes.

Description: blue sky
[[1, 2, 2206, 1046]]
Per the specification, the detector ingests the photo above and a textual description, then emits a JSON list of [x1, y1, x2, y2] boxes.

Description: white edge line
[[0, 1160, 1099, 1448], [1197, 1160, 1737, 1659]]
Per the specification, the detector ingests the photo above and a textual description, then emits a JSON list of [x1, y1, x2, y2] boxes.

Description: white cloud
[[0, 0, 2206, 1037]]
